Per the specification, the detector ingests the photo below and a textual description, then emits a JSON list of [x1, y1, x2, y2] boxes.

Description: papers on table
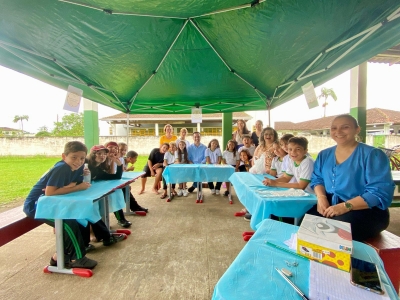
[[309, 260, 389, 300], [256, 188, 309, 197]]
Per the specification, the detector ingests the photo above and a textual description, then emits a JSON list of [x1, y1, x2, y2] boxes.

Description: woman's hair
[[126, 150, 138, 158], [255, 120, 263, 128], [226, 139, 238, 156], [179, 127, 188, 135], [240, 149, 252, 161], [208, 138, 220, 149], [236, 119, 250, 134], [259, 127, 278, 147], [160, 142, 170, 149], [163, 124, 173, 133], [177, 141, 189, 163], [87, 149, 112, 173], [333, 114, 359, 128], [280, 134, 295, 144]]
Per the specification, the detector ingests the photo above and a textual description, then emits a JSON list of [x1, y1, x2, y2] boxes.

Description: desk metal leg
[[228, 185, 233, 204], [196, 182, 204, 203], [166, 183, 173, 202], [44, 219, 93, 277]]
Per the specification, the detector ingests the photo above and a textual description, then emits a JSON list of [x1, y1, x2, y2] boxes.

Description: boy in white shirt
[[269, 142, 286, 178], [238, 135, 256, 156], [262, 137, 314, 194]]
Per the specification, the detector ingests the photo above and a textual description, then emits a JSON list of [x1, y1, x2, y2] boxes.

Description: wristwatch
[[344, 201, 353, 211]]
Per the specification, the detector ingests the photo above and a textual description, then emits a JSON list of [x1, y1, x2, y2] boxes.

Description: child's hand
[[83, 169, 90, 176], [78, 182, 91, 190], [262, 178, 275, 186], [111, 156, 122, 166]]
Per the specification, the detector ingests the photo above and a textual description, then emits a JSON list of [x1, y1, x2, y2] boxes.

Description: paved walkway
[[1, 181, 399, 299]]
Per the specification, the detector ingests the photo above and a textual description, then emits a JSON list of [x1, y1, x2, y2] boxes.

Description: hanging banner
[[63, 85, 83, 113], [191, 107, 202, 123], [301, 81, 319, 109]]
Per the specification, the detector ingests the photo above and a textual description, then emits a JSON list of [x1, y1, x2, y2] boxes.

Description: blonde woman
[[159, 124, 177, 146]]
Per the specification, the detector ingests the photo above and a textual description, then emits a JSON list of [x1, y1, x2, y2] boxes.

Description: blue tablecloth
[[212, 219, 398, 300], [35, 172, 144, 223], [163, 164, 235, 184], [230, 172, 317, 230]]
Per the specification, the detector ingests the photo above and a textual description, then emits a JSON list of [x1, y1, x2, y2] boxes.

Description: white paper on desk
[[309, 260, 389, 300]]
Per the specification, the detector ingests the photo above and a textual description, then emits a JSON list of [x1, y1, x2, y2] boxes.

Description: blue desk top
[[230, 172, 317, 230], [35, 172, 144, 223], [212, 219, 398, 300], [163, 164, 235, 184]]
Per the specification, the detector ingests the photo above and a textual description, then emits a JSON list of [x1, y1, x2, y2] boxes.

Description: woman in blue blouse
[[308, 114, 395, 241]]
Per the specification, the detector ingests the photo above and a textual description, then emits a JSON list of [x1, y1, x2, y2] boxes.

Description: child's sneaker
[[182, 189, 189, 197], [210, 189, 216, 195], [215, 190, 220, 195], [177, 189, 183, 196]]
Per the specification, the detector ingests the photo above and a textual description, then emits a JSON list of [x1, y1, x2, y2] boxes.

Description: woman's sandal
[[160, 194, 168, 199]]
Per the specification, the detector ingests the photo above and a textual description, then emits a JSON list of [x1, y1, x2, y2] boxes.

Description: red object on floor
[[133, 211, 146, 216], [364, 230, 400, 294], [243, 235, 252, 242], [242, 231, 255, 237], [234, 211, 246, 217]]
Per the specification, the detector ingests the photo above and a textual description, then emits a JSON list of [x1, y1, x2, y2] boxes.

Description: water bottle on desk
[[83, 163, 91, 183]]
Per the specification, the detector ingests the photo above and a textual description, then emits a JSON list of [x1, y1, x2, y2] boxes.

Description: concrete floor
[[1, 181, 400, 300]]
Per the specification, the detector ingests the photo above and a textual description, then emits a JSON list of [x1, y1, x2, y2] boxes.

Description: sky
[[1, 63, 399, 135]]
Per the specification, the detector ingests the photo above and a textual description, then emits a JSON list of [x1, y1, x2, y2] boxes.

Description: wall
[[0, 136, 218, 156], [1, 135, 400, 156]]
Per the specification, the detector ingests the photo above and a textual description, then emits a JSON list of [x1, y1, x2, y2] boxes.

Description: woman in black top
[[139, 143, 170, 194]]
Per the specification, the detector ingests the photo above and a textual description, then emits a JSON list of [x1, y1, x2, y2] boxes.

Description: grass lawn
[[0, 155, 148, 206]]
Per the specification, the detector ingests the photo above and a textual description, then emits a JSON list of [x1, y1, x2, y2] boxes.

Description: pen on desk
[[275, 267, 310, 300], [266, 241, 308, 261]]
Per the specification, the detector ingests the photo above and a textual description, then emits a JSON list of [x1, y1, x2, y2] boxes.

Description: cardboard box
[[297, 214, 353, 272]]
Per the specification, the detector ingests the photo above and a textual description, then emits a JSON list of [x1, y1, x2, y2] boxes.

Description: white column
[[155, 123, 159, 137], [197, 123, 200, 132]]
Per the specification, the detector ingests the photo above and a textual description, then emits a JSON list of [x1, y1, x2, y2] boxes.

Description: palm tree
[[318, 87, 337, 117], [13, 115, 29, 133]]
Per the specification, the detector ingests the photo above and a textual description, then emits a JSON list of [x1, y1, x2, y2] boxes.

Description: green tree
[[318, 87, 337, 117], [52, 113, 84, 136], [36, 125, 52, 137], [13, 115, 29, 133]]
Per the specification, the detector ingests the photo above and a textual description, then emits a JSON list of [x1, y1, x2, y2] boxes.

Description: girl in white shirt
[[205, 139, 223, 195], [222, 140, 239, 196], [161, 142, 177, 199], [175, 140, 191, 196]]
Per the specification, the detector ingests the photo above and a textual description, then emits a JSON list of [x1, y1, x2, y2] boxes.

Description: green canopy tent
[[1, 0, 400, 115]]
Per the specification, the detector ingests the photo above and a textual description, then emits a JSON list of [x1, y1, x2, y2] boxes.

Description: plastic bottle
[[83, 163, 91, 183]]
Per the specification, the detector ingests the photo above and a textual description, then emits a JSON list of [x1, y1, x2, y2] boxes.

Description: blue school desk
[[35, 171, 144, 277], [212, 219, 398, 300], [163, 164, 235, 203], [229, 172, 317, 229]]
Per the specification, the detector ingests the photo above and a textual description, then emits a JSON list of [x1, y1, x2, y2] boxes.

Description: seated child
[[222, 140, 239, 196], [268, 141, 286, 178], [117, 144, 148, 213], [238, 135, 256, 157], [118, 142, 128, 171], [205, 139, 223, 195], [238, 149, 252, 172], [262, 137, 314, 194], [175, 140, 191, 196], [125, 150, 138, 171], [23, 141, 97, 269], [279, 134, 296, 183], [161, 142, 177, 199], [104, 141, 132, 228]]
